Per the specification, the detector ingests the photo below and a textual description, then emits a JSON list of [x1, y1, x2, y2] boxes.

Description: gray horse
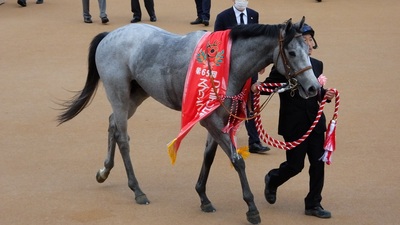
[[58, 17, 320, 224]]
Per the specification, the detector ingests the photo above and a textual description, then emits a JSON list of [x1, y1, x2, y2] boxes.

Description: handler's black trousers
[[267, 131, 325, 209]]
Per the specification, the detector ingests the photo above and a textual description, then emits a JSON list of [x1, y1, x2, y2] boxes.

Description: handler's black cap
[[301, 23, 318, 49]]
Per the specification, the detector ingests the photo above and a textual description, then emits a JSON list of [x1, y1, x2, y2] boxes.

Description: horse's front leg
[[196, 133, 218, 213], [202, 115, 261, 225], [231, 154, 260, 224], [96, 115, 117, 183]]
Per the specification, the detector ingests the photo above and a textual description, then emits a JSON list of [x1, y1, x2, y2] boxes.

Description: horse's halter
[[276, 31, 312, 92]]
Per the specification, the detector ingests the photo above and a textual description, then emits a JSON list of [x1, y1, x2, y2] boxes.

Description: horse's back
[[95, 24, 206, 110], [97, 23, 204, 61], [96, 24, 179, 64]]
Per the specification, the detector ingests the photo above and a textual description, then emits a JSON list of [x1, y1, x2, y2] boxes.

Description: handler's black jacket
[[262, 57, 327, 141]]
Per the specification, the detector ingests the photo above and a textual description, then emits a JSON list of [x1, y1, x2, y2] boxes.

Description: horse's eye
[[288, 51, 296, 57]]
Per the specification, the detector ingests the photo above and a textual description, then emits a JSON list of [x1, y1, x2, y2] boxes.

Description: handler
[[252, 23, 335, 218]]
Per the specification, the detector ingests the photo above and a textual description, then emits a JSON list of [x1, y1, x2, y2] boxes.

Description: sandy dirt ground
[[1, 0, 399, 224]]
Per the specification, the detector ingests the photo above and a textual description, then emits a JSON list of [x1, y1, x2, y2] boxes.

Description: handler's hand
[[251, 82, 261, 93], [325, 89, 335, 101]]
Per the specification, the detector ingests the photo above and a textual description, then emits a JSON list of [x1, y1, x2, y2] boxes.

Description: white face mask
[[234, 0, 248, 11]]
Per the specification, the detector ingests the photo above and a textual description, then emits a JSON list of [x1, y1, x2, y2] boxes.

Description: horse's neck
[[227, 36, 277, 94]]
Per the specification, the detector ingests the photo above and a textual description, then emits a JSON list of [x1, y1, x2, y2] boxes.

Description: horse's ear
[[300, 16, 305, 26], [285, 18, 293, 34], [299, 16, 306, 32]]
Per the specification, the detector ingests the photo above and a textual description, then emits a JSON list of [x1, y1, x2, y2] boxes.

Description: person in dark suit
[[190, 0, 211, 26], [214, 0, 257, 31], [253, 24, 335, 218], [214, 0, 270, 154], [130, 0, 156, 23]]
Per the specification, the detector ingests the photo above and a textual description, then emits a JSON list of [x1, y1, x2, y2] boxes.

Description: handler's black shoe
[[264, 174, 277, 204], [131, 18, 141, 23], [36, 0, 43, 4], [305, 206, 331, 218], [202, 20, 209, 26], [249, 143, 270, 153], [190, 18, 203, 25]]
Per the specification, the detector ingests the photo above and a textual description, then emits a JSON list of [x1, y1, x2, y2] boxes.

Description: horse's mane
[[229, 23, 297, 47]]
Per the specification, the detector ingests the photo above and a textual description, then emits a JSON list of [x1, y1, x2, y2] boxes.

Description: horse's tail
[[57, 32, 109, 125]]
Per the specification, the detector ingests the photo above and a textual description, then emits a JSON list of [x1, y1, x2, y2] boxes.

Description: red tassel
[[321, 119, 337, 165]]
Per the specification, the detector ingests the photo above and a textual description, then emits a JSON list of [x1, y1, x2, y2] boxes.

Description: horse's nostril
[[308, 86, 317, 95]]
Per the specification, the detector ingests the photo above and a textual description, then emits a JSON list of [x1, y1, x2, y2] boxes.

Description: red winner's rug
[[168, 30, 250, 164]]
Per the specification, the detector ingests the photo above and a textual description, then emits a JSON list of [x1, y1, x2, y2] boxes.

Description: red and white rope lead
[[253, 83, 340, 150]]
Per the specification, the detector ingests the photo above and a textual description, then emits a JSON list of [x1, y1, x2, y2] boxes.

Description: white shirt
[[232, 6, 247, 25]]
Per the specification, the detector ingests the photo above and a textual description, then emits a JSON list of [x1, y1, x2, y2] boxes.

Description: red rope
[[253, 83, 340, 150]]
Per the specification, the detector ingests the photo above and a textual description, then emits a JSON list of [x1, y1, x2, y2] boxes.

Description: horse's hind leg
[[100, 78, 150, 204], [110, 105, 149, 205], [195, 133, 218, 213], [96, 115, 117, 183], [116, 131, 148, 204]]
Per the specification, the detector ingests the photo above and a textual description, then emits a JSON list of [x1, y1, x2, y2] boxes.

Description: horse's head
[[273, 17, 320, 99]]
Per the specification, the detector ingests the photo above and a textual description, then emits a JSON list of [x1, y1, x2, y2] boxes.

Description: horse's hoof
[[201, 203, 216, 213], [96, 168, 109, 183], [246, 210, 261, 224], [135, 194, 150, 205]]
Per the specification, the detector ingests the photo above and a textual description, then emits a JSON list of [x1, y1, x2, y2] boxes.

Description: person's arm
[[251, 67, 285, 95], [253, 10, 259, 24], [214, 14, 225, 31]]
